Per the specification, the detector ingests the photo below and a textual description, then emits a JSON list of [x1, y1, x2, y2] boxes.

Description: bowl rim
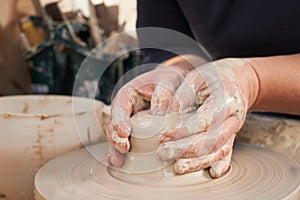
[[0, 95, 106, 117]]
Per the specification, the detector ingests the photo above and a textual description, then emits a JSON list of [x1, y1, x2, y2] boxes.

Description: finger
[[159, 110, 209, 143], [106, 144, 125, 167], [157, 116, 239, 160], [209, 117, 238, 153], [105, 121, 130, 153], [111, 86, 149, 152], [151, 68, 184, 115], [162, 92, 225, 143], [125, 70, 157, 101], [159, 125, 190, 143], [112, 85, 148, 136], [209, 146, 233, 178], [160, 89, 243, 143], [160, 99, 216, 143], [168, 68, 208, 113], [173, 135, 235, 175], [151, 85, 175, 115], [105, 122, 115, 144], [179, 116, 239, 158]]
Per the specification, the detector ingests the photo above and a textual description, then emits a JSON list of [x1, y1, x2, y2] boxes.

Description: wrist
[[239, 58, 260, 111], [245, 54, 300, 114], [161, 54, 207, 75]]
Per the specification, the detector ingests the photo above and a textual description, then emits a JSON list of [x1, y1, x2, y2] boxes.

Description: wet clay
[[111, 110, 194, 154], [35, 142, 300, 200], [121, 110, 195, 173], [35, 110, 300, 199]]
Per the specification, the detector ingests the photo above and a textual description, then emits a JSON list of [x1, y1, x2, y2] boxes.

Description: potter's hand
[[105, 64, 193, 166], [157, 58, 259, 178]]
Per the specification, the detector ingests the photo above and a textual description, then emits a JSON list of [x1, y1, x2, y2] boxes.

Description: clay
[[124, 110, 194, 173], [130, 110, 193, 152], [35, 111, 300, 199], [34, 142, 300, 200]]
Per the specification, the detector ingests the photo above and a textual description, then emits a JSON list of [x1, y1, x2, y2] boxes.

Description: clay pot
[[0, 95, 109, 200]]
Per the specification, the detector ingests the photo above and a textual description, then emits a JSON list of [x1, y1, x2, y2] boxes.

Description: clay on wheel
[[34, 142, 300, 200], [129, 110, 194, 152], [34, 110, 300, 199]]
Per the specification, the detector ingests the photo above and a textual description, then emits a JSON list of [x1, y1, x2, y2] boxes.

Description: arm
[[156, 54, 300, 178], [162, 54, 206, 69], [249, 54, 300, 114], [138, 53, 300, 117]]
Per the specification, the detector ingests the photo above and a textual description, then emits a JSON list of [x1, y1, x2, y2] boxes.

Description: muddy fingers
[[158, 115, 239, 161], [174, 135, 235, 175], [209, 148, 233, 178]]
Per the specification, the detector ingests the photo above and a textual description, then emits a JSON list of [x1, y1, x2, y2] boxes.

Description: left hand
[[105, 63, 193, 167], [157, 58, 259, 178]]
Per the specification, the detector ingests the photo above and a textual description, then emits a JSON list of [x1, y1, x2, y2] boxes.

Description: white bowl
[[0, 95, 109, 200]]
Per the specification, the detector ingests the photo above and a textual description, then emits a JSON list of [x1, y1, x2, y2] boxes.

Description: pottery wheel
[[35, 142, 300, 200]]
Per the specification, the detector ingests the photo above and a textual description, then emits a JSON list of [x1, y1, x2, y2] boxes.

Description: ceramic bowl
[[0, 95, 109, 200]]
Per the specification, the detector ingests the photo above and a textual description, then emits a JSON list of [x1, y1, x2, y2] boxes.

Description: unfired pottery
[[0, 95, 108, 200], [34, 110, 300, 200], [34, 142, 300, 200]]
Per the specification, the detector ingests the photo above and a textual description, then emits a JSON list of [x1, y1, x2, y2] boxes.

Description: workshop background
[[0, 0, 137, 104], [0, 0, 299, 199]]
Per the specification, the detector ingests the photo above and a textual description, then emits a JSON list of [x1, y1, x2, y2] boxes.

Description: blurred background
[[0, 0, 137, 104]]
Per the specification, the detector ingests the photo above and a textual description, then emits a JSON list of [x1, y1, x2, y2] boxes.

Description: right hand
[[105, 64, 192, 167]]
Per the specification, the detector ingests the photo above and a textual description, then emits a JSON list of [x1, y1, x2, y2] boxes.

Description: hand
[[105, 63, 193, 167], [157, 58, 259, 178]]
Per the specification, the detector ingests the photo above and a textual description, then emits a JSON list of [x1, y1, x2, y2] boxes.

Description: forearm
[[249, 54, 300, 115], [161, 54, 207, 75]]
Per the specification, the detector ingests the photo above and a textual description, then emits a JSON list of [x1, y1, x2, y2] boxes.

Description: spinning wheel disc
[[35, 142, 300, 200]]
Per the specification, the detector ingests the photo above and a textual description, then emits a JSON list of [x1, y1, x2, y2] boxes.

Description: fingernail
[[115, 142, 130, 153], [174, 159, 190, 174], [209, 165, 230, 178]]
